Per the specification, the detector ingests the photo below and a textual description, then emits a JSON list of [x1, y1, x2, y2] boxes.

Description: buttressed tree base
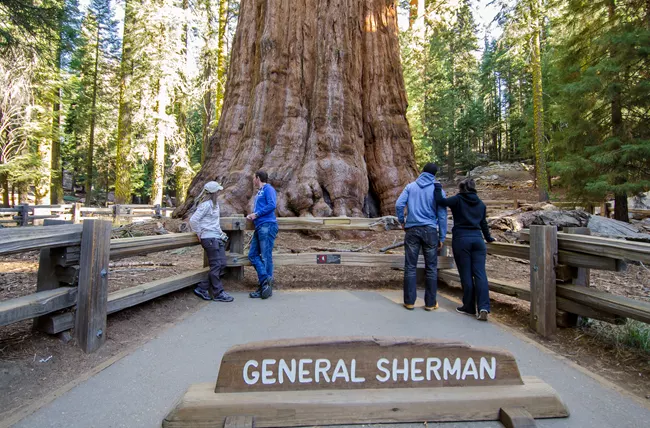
[[175, 0, 418, 219]]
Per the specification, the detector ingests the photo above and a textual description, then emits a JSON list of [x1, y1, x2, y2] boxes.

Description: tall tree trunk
[[608, 0, 628, 222], [201, 0, 216, 163], [86, 24, 101, 206], [215, 0, 229, 124], [50, 9, 64, 204], [115, 0, 135, 204], [152, 76, 167, 206], [175, 0, 418, 218], [0, 168, 8, 207], [531, 0, 548, 202]]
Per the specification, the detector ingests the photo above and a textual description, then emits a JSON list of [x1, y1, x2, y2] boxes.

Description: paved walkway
[[12, 290, 650, 428]]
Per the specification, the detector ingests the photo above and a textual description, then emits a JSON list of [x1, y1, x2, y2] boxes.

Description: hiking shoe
[[403, 303, 415, 310], [213, 291, 234, 302], [193, 288, 211, 301], [261, 278, 273, 299], [477, 309, 489, 321], [249, 289, 262, 298], [424, 303, 439, 311], [456, 307, 476, 316]]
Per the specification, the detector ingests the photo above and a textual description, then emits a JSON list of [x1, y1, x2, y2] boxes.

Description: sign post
[[163, 337, 568, 427]]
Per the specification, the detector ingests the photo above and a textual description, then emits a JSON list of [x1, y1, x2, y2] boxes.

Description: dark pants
[[197, 238, 226, 295], [248, 222, 278, 285], [404, 226, 439, 307], [452, 231, 490, 313]]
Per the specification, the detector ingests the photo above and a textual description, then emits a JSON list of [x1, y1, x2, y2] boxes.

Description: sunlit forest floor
[[1, 183, 649, 419]]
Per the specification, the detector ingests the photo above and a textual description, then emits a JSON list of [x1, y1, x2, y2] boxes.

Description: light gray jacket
[[189, 201, 225, 240]]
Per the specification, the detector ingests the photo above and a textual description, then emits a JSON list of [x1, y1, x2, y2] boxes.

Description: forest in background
[[0, 0, 648, 221]]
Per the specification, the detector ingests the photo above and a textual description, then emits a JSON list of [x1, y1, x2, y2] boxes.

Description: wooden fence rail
[[2, 215, 650, 351]]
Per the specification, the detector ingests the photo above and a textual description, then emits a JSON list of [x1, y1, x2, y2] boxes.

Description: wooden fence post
[[72, 202, 82, 223], [75, 219, 112, 353], [34, 219, 72, 332], [20, 203, 30, 226], [224, 214, 245, 280], [529, 225, 558, 337]]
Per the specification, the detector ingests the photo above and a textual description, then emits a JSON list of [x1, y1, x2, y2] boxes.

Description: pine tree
[[115, 0, 137, 204], [550, 0, 650, 220]]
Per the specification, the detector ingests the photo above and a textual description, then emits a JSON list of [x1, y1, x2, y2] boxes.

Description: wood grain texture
[[215, 337, 522, 393], [163, 377, 568, 427], [499, 407, 537, 428], [519, 229, 649, 264], [0, 288, 77, 327], [0, 224, 83, 256], [223, 416, 254, 428], [529, 226, 557, 337], [75, 219, 112, 353]]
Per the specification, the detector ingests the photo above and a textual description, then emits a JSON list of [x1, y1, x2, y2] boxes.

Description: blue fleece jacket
[[395, 172, 448, 242], [253, 183, 277, 228]]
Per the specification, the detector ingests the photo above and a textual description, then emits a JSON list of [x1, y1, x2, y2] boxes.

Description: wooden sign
[[163, 337, 569, 428], [215, 337, 521, 393]]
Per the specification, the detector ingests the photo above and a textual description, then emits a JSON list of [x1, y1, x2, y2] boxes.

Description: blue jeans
[[452, 231, 490, 313], [248, 222, 278, 285], [404, 226, 439, 307]]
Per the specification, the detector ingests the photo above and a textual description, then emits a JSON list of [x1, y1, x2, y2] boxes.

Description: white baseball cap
[[203, 181, 224, 193]]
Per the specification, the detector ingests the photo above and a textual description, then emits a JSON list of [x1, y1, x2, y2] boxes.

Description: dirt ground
[[2, 182, 650, 421]]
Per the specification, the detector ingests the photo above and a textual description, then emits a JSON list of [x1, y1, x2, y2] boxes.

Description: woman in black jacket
[[434, 178, 495, 321]]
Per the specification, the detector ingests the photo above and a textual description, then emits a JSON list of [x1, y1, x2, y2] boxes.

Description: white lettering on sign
[[242, 356, 498, 385], [278, 359, 296, 384], [480, 357, 496, 380], [315, 358, 331, 383], [376, 358, 390, 382], [243, 360, 259, 385], [262, 359, 276, 384], [299, 359, 313, 383], [426, 357, 442, 381]]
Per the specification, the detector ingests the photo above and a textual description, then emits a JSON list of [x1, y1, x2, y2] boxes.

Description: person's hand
[[246, 213, 257, 221], [486, 237, 496, 243], [438, 241, 443, 250]]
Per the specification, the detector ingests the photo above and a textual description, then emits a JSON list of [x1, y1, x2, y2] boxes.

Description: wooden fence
[[1, 215, 649, 351], [0, 203, 173, 226], [0, 216, 453, 353], [439, 225, 650, 337]]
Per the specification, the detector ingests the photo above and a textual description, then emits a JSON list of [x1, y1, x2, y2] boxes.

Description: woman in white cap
[[189, 181, 234, 302]]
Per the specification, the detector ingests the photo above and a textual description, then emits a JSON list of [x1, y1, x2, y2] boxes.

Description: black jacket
[[434, 183, 494, 242]]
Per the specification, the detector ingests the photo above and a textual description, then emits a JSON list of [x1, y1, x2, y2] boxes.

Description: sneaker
[[193, 288, 212, 301], [261, 278, 273, 299], [403, 303, 415, 310], [249, 289, 262, 299], [477, 309, 489, 321], [456, 307, 476, 316], [424, 303, 439, 311], [213, 291, 234, 302]]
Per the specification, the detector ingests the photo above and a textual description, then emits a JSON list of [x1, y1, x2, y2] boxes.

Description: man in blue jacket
[[395, 163, 448, 311], [247, 170, 278, 299]]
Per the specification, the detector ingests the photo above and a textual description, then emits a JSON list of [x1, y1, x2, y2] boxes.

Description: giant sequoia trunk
[[175, 0, 418, 218]]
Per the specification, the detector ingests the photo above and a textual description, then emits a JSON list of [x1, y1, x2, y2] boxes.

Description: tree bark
[[115, 0, 135, 204], [530, 0, 548, 202], [176, 0, 418, 218], [86, 22, 101, 206]]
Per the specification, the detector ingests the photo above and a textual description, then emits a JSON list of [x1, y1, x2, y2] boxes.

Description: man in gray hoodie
[[395, 163, 448, 311]]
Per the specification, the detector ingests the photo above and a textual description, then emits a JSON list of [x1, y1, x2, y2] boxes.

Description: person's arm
[[480, 206, 496, 242], [255, 185, 277, 217], [189, 202, 208, 236], [433, 183, 459, 208], [436, 189, 448, 244], [395, 185, 409, 225]]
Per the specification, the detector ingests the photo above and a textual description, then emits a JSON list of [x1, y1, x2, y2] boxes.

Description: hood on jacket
[[458, 191, 481, 206], [415, 172, 437, 188]]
